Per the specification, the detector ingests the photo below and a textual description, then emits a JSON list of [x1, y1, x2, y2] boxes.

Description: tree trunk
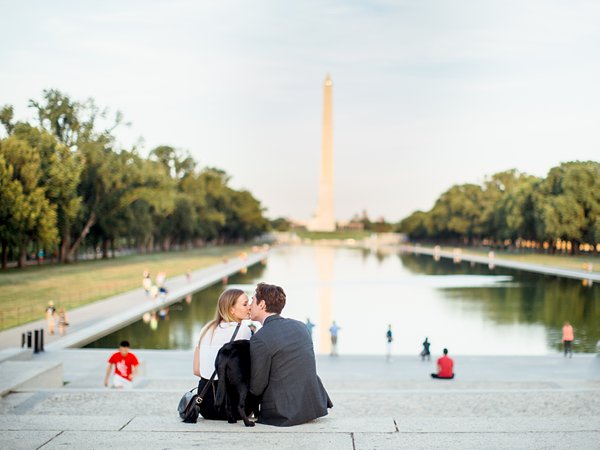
[[18, 241, 28, 268], [60, 221, 71, 263], [1, 241, 7, 270], [66, 210, 97, 262], [102, 239, 109, 259], [65, 190, 100, 263]]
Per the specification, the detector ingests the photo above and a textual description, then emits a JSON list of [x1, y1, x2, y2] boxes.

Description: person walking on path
[[562, 321, 574, 358], [386, 325, 393, 361], [249, 282, 332, 426], [105, 340, 139, 389], [431, 348, 454, 379], [329, 321, 341, 356], [421, 337, 431, 361], [192, 288, 252, 421], [142, 270, 152, 296], [45, 301, 57, 335], [57, 308, 69, 336]]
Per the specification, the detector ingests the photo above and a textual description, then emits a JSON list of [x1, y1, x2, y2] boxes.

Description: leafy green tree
[[0, 135, 58, 267], [0, 153, 23, 267], [398, 210, 430, 239], [149, 145, 196, 180], [10, 123, 83, 262], [270, 217, 291, 232], [221, 189, 268, 241], [534, 161, 600, 249], [494, 174, 540, 241], [0, 105, 15, 135], [427, 184, 485, 242]]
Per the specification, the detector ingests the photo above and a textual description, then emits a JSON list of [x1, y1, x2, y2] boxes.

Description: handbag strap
[[197, 322, 242, 402]]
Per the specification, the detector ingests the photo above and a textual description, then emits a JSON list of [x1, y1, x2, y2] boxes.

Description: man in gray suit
[[249, 282, 333, 426]]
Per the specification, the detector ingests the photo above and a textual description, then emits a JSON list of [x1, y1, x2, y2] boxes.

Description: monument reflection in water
[[87, 246, 600, 354]]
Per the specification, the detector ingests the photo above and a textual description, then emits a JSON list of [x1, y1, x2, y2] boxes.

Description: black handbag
[[178, 323, 241, 423]]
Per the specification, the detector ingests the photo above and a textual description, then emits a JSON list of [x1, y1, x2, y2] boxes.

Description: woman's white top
[[199, 320, 252, 379]]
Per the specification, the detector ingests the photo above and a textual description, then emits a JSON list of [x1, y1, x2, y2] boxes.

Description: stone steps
[[1, 415, 599, 449]]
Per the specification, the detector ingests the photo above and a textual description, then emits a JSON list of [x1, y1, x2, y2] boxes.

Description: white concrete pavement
[[1, 351, 599, 449]]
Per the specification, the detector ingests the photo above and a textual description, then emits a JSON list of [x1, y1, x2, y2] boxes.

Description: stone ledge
[[353, 431, 600, 450], [124, 416, 393, 433], [0, 361, 63, 396], [0, 347, 33, 363]]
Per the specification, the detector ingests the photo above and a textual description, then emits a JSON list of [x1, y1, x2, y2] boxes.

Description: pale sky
[[1, 1, 599, 222]]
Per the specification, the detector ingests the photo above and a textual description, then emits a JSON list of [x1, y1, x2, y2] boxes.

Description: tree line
[[398, 163, 600, 253], [0, 90, 269, 269]]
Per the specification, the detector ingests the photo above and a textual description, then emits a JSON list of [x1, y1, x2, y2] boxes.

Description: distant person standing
[[329, 321, 341, 356], [431, 348, 454, 379], [58, 308, 69, 336], [156, 271, 166, 288], [45, 301, 57, 335], [142, 270, 152, 296], [421, 337, 431, 361], [306, 318, 315, 339], [562, 321, 574, 358], [104, 340, 139, 389], [385, 325, 393, 361]]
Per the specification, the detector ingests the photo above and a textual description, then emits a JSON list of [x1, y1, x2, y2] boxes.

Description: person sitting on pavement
[[431, 348, 454, 379], [249, 282, 333, 426], [421, 337, 431, 361], [192, 288, 252, 421], [105, 340, 139, 389]]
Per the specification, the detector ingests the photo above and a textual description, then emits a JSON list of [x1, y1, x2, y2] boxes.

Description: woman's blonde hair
[[199, 288, 245, 343]]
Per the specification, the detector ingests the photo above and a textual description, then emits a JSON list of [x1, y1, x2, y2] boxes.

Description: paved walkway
[[401, 245, 600, 282], [1, 351, 599, 449], [0, 251, 268, 351]]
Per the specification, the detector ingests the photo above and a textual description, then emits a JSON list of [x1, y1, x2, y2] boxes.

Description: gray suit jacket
[[250, 315, 333, 426]]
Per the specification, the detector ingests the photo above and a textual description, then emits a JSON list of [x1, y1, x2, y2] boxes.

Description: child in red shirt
[[431, 348, 454, 379], [105, 340, 139, 389]]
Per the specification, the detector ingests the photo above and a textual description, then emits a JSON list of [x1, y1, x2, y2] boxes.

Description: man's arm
[[250, 336, 271, 397], [131, 364, 138, 381], [104, 364, 113, 387]]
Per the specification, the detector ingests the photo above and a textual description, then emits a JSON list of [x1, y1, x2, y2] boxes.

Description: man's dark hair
[[120, 340, 130, 348], [443, 348, 448, 355], [255, 282, 286, 314]]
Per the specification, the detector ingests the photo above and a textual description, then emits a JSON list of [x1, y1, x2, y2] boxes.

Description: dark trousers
[[563, 340, 573, 357], [431, 373, 454, 379], [197, 378, 228, 420]]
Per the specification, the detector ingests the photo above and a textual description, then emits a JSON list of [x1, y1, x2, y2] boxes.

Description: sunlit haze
[[1, 0, 599, 221]]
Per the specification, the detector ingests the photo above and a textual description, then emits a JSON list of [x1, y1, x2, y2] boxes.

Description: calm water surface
[[87, 245, 600, 355]]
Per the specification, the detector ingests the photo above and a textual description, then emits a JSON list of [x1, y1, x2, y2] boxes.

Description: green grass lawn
[[295, 229, 371, 240], [0, 245, 250, 331]]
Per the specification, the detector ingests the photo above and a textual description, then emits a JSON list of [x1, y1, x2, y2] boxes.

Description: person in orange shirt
[[562, 321, 574, 358], [431, 348, 454, 379]]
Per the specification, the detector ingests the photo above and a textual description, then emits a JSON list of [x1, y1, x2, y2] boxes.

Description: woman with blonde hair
[[193, 288, 252, 420]]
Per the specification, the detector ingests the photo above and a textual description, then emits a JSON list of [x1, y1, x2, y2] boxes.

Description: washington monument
[[308, 74, 335, 231]]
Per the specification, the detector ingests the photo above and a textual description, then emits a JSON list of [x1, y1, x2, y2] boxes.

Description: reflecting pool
[[86, 245, 600, 355]]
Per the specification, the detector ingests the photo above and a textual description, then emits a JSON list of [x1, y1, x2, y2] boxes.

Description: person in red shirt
[[105, 340, 139, 389], [562, 321, 574, 358], [431, 348, 454, 379]]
